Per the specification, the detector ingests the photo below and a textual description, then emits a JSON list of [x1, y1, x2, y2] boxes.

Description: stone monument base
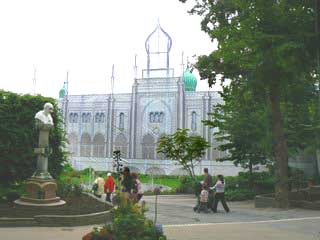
[[15, 178, 65, 207]]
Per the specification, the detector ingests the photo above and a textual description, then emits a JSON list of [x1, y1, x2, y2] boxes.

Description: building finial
[[65, 71, 69, 96], [181, 51, 185, 75], [134, 54, 138, 79], [111, 64, 115, 95]]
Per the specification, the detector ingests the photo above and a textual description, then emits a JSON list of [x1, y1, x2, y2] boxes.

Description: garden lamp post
[[315, 0, 320, 175]]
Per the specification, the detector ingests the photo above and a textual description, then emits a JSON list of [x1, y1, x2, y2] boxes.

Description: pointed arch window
[[149, 111, 164, 123], [93, 133, 105, 157], [82, 112, 91, 123], [119, 112, 124, 130], [80, 133, 91, 157], [69, 113, 74, 123], [95, 112, 105, 123], [191, 111, 197, 131], [100, 113, 105, 123], [149, 112, 154, 123], [69, 113, 78, 123], [142, 134, 155, 159], [68, 132, 78, 156], [73, 113, 78, 123], [114, 134, 128, 158], [82, 113, 86, 123]]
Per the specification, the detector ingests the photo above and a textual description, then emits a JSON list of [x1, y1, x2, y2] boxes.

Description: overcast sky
[[0, 0, 219, 98]]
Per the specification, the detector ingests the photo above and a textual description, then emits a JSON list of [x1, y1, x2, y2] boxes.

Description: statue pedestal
[[15, 104, 65, 207], [15, 178, 65, 206]]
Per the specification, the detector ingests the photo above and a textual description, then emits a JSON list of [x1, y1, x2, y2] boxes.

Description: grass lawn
[[139, 175, 180, 189]]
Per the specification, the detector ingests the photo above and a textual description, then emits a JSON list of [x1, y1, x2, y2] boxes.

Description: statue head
[[43, 103, 54, 115]]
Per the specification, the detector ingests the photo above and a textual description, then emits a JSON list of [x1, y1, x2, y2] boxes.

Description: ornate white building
[[58, 23, 243, 176]]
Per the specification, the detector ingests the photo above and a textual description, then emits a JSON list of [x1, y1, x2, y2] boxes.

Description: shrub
[[176, 171, 275, 200], [225, 189, 256, 201], [57, 182, 83, 198], [90, 194, 167, 240], [6, 192, 20, 203]]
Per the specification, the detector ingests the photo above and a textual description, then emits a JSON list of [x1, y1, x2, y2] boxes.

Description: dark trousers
[[208, 190, 214, 209], [106, 193, 112, 202], [136, 193, 143, 202], [197, 202, 209, 213], [212, 192, 229, 213]]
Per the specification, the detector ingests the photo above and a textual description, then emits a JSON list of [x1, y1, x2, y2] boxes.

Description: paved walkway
[[0, 195, 319, 240]]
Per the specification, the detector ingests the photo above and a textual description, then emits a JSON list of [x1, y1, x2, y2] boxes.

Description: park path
[[1, 195, 320, 240]]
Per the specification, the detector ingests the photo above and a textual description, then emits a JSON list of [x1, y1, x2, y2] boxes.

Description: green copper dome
[[183, 69, 197, 91], [59, 88, 66, 99]]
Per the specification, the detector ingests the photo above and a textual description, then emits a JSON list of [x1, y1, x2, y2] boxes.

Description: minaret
[[130, 55, 138, 158], [177, 52, 185, 129], [107, 65, 115, 157], [64, 71, 69, 129]]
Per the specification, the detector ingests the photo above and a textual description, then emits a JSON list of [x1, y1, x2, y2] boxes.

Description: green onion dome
[[183, 69, 197, 91], [59, 88, 66, 99]]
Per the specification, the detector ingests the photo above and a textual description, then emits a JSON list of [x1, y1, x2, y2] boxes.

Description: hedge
[[0, 90, 67, 185]]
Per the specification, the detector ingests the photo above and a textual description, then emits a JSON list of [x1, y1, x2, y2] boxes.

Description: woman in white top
[[211, 175, 230, 213]]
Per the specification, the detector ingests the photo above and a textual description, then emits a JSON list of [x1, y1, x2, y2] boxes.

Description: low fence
[[69, 157, 264, 176]]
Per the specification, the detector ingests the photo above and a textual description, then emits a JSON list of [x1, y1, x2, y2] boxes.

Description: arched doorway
[[80, 133, 91, 157], [114, 134, 128, 158], [93, 133, 105, 158], [142, 134, 155, 159]]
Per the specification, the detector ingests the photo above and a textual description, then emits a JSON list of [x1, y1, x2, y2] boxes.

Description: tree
[[0, 90, 67, 185], [157, 129, 210, 180], [180, 0, 319, 208], [204, 82, 272, 187]]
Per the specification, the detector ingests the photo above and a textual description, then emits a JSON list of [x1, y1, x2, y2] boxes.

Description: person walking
[[93, 173, 105, 198], [203, 168, 214, 210], [211, 174, 230, 213], [104, 173, 115, 202], [132, 173, 144, 202], [121, 167, 133, 193]]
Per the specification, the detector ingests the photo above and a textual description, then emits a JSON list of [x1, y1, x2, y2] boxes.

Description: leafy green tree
[[0, 90, 67, 185], [180, 0, 319, 207], [157, 129, 210, 180], [204, 83, 272, 187]]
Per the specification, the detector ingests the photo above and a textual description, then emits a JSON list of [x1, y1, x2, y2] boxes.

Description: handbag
[[92, 183, 98, 192]]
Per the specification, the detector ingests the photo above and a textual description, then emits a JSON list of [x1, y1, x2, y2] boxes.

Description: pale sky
[[0, 0, 219, 98]]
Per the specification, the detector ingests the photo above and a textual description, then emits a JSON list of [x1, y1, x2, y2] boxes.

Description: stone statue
[[33, 102, 54, 179], [15, 102, 65, 206], [35, 102, 54, 126]]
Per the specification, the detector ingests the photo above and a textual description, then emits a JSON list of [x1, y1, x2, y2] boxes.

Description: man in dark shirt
[[121, 167, 133, 193], [203, 168, 214, 210]]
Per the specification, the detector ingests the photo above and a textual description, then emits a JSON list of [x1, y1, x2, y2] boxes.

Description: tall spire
[[181, 51, 185, 75], [111, 64, 115, 96], [134, 54, 138, 79]]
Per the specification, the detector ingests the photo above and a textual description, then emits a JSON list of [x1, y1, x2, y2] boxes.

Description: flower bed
[[0, 194, 112, 227]]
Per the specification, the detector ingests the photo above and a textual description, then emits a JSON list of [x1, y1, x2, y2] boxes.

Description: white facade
[[59, 23, 244, 176]]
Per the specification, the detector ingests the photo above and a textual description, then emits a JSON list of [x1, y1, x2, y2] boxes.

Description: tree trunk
[[248, 160, 254, 188], [268, 83, 289, 208]]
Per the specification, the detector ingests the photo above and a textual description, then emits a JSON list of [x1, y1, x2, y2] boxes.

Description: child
[[197, 182, 209, 213]]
